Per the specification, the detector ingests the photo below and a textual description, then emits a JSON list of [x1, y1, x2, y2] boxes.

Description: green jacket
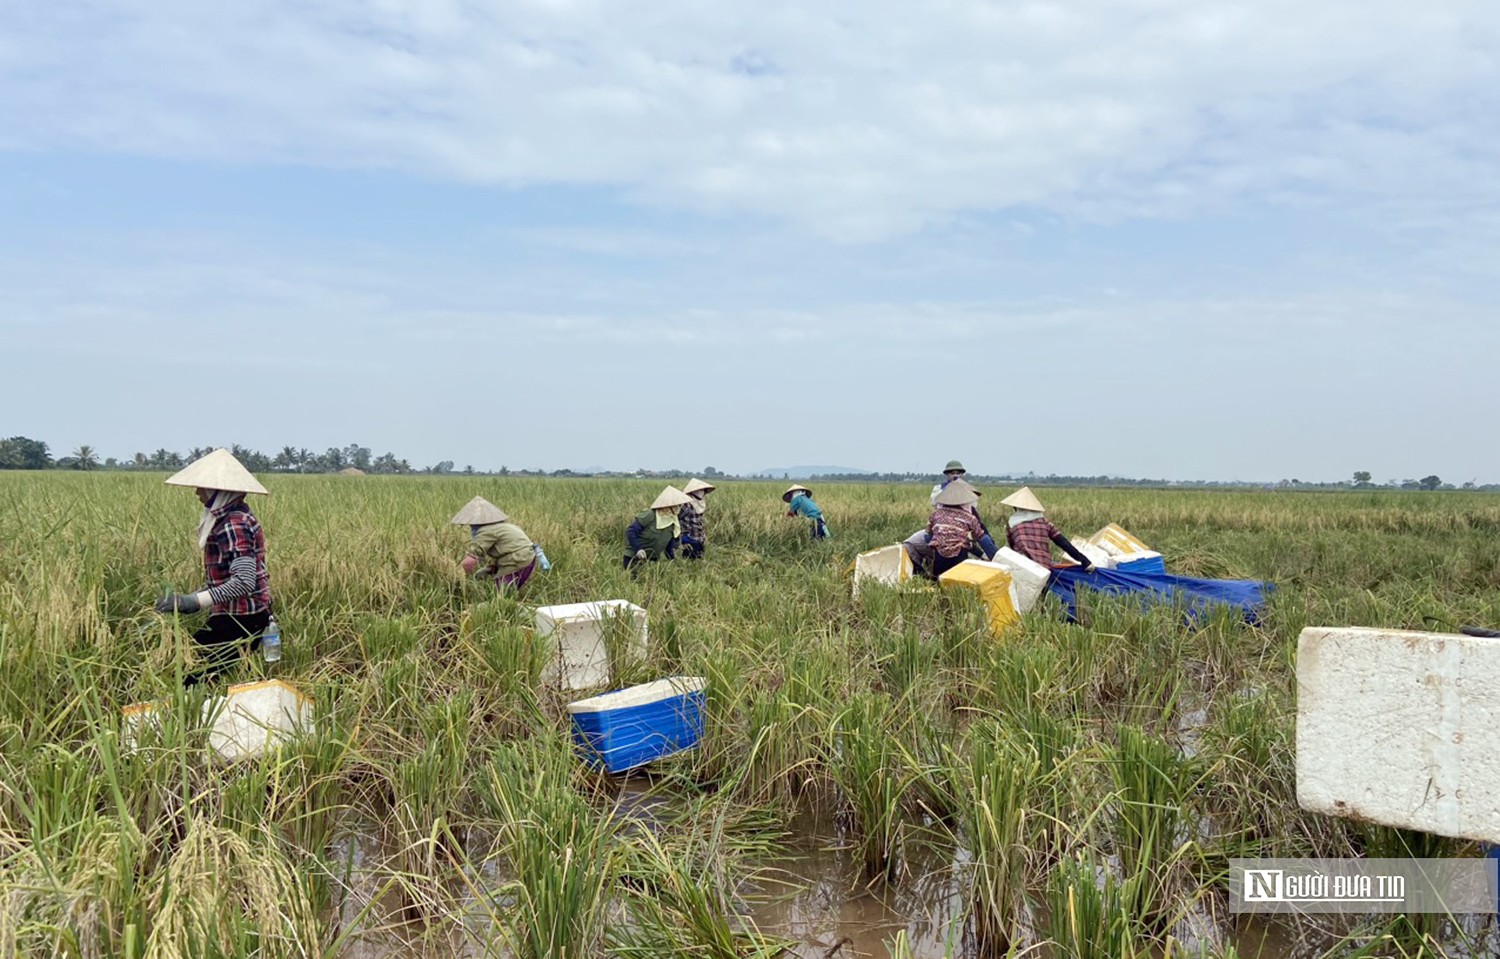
[[467, 521, 535, 576], [625, 509, 677, 559]]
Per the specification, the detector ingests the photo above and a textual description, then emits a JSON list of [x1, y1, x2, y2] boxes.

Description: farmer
[[927, 480, 988, 577], [929, 459, 968, 505], [1001, 486, 1095, 572], [678, 477, 716, 559], [902, 529, 937, 579], [625, 486, 692, 571], [153, 448, 273, 686], [783, 485, 829, 539], [452, 496, 537, 594], [927, 459, 997, 559]]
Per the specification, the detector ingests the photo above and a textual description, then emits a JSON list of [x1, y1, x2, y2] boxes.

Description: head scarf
[[654, 507, 682, 538], [1008, 508, 1045, 528], [687, 493, 707, 514], [198, 490, 246, 548]]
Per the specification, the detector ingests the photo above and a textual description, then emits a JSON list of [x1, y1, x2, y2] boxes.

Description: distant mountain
[[751, 465, 871, 479]]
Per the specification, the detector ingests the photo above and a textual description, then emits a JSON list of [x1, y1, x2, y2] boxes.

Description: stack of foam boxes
[[852, 543, 914, 598], [1087, 523, 1165, 574]]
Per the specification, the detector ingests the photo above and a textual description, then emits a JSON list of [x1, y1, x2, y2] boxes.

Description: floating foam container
[[939, 560, 1018, 635], [1297, 626, 1500, 843], [121, 679, 313, 762], [853, 544, 913, 598], [984, 547, 1052, 613], [534, 600, 648, 691], [206, 680, 314, 763], [568, 676, 706, 774]]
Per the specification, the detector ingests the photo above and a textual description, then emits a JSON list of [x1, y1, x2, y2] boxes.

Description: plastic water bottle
[[262, 617, 282, 663], [534, 543, 552, 571]]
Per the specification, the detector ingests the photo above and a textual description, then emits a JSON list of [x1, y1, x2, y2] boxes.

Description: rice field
[[2, 471, 1500, 959]]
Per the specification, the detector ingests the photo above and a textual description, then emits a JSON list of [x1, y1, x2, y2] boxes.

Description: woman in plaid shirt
[[154, 449, 274, 685], [678, 478, 715, 559], [1000, 486, 1095, 572]]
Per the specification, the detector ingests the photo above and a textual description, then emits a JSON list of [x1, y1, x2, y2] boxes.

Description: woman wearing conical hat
[[452, 496, 538, 594], [678, 478, 716, 560], [927, 459, 997, 559], [1001, 486, 1094, 572], [153, 448, 273, 685], [782, 484, 829, 539], [927, 480, 988, 576], [625, 486, 693, 572]]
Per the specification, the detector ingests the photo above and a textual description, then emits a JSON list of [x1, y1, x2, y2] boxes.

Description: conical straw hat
[[782, 484, 811, 503], [934, 480, 979, 507], [683, 477, 717, 495], [651, 486, 692, 510], [164, 448, 268, 495], [450, 496, 508, 525], [1000, 486, 1045, 512]]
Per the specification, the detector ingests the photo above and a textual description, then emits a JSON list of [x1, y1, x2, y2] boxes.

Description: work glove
[[155, 590, 212, 614], [1084, 564, 1096, 574], [634, 549, 648, 561]]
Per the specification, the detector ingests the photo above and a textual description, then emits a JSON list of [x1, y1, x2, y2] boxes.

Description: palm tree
[[72, 445, 99, 471]]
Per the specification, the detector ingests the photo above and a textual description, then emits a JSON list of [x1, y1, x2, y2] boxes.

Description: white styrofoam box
[[124, 679, 314, 761], [986, 547, 1052, 613], [1297, 626, 1500, 843], [206, 680, 313, 763], [960, 559, 1028, 620], [566, 676, 707, 713], [1074, 540, 1115, 570], [853, 544, 913, 598], [534, 600, 648, 691], [1088, 523, 1153, 560]]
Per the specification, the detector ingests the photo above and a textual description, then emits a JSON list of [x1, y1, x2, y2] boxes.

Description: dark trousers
[[188, 611, 271, 686], [680, 535, 704, 559]]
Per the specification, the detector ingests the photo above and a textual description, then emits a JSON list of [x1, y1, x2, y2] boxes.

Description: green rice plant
[[477, 736, 618, 959], [1044, 851, 1139, 959], [1110, 724, 1209, 934], [828, 691, 913, 884], [961, 719, 1039, 955]]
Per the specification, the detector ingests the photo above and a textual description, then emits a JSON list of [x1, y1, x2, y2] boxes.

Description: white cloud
[[3, 0, 1497, 239]]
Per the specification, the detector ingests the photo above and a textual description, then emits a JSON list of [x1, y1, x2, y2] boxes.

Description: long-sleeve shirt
[[928, 505, 985, 559], [626, 510, 678, 559], [786, 493, 823, 520], [1006, 517, 1091, 569], [678, 504, 706, 542], [201, 503, 271, 616], [467, 521, 536, 577]]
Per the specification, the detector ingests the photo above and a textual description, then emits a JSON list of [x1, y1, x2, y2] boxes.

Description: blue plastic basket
[[567, 676, 706, 774]]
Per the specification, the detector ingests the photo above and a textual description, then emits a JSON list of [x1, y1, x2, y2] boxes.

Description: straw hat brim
[[683, 477, 717, 495], [164, 449, 269, 495], [651, 486, 693, 510], [782, 484, 811, 503], [451, 496, 508, 525], [934, 480, 980, 507], [999, 486, 1045, 512]]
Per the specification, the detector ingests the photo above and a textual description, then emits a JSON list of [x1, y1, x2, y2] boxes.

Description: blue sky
[[2, 0, 1498, 482]]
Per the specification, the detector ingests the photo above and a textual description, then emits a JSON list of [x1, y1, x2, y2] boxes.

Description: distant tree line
[[1, 436, 1496, 490]]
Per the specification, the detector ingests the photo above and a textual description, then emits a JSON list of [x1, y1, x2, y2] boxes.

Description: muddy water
[[325, 787, 1492, 959]]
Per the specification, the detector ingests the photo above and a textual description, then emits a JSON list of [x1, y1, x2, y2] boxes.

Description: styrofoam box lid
[[992, 546, 1050, 578], [567, 676, 706, 714], [535, 600, 645, 624]]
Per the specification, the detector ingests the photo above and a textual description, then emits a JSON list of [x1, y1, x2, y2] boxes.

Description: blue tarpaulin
[[1048, 566, 1273, 624]]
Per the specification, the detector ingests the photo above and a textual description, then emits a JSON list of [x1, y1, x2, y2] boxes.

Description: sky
[[2, 0, 1498, 483]]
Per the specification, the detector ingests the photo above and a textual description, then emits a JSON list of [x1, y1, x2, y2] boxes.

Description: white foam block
[[1074, 541, 1115, 570], [1297, 626, 1500, 843], [987, 547, 1052, 614], [206, 680, 313, 763], [853, 544, 911, 598], [534, 600, 648, 690]]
